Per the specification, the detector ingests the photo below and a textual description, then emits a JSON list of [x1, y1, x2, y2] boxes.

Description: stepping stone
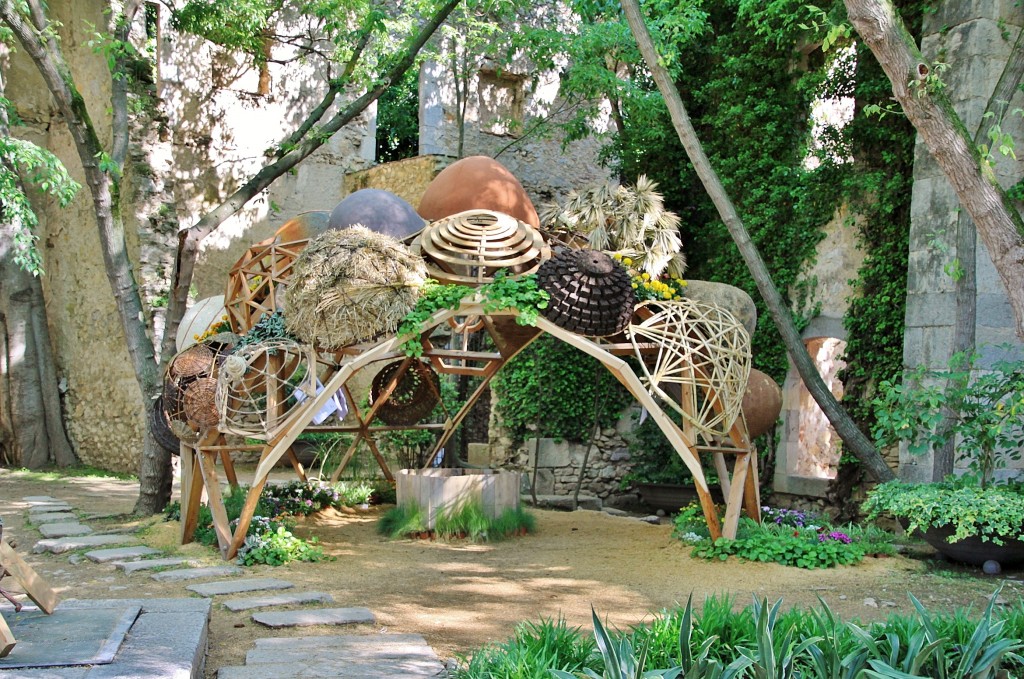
[[28, 511, 77, 524], [222, 591, 335, 612], [37, 522, 93, 539], [216, 633, 444, 678], [28, 503, 73, 514], [251, 606, 374, 629], [22, 495, 62, 503], [151, 565, 242, 582], [33, 534, 138, 554], [187, 578, 294, 597], [114, 557, 199, 574], [84, 546, 162, 563]]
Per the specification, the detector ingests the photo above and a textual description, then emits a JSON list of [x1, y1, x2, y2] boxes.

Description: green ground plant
[[377, 499, 535, 542]]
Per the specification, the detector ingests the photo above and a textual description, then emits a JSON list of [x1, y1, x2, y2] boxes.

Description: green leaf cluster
[[236, 525, 328, 566], [491, 334, 633, 444]]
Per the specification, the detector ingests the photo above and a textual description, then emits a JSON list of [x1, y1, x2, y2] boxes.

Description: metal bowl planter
[[396, 469, 522, 530], [536, 248, 635, 337]]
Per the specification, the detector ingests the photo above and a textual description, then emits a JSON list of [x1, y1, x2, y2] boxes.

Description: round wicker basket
[[170, 344, 215, 379], [537, 249, 636, 337], [370, 360, 441, 426], [183, 377, 220, 429]]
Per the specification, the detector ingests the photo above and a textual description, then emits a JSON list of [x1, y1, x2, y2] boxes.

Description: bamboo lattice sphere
[[627, 299, 751, 440], [224, 240, 308, 334], [414, 210, 550, 286], [537, 249, 636, 337], [370, 360, 441, 426], [284, 226, 427, 349], [216, 339, 316, 439]]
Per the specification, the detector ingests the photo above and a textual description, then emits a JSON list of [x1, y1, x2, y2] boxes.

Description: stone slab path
[[8, 494, 452, 678]]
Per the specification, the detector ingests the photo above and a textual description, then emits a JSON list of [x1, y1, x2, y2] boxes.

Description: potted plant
[[863, 350, 1024, 566]]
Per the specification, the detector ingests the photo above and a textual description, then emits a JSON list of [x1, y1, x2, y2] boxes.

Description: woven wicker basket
[[370, 360, 441, 426], [170, 344, 215, 379], [537, 249, 636, 337], [183, 376, 220, 428]]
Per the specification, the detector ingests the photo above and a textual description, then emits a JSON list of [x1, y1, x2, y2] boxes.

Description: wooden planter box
[[396, 469, 521, 529]]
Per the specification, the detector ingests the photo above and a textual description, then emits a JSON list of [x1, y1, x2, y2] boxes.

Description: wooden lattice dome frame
[[177, 292, 762, 561]]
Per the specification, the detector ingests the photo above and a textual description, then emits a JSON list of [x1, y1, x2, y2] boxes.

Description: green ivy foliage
[[491, 334, 633, 445]]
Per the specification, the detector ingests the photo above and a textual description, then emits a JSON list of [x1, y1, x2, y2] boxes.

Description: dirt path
[[0, 468, 1017, 677]]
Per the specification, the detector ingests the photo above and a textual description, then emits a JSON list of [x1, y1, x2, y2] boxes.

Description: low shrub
[[236, 525, 328, 566]]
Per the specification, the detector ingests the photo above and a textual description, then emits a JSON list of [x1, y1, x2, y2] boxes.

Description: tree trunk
[[0, 227, 78, 469], [622, 0, 896, 483], [845, 0, 1024, 341]]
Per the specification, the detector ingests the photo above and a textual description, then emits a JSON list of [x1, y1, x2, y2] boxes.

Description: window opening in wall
[[805, 43, 856, 170], [477, 68, 525, 137], [790, 337, 847, 479], [376, 66, 420, 162]]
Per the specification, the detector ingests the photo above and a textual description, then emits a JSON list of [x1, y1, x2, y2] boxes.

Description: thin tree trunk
[[934, 27, 1024, 480], [845, 0, 1024, 341], [622, 0, 895, 482]]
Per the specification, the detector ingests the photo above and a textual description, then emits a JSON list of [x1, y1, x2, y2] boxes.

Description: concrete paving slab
[[151, 565, 242, 582], [85, 546, 162, 563], [253, 633, 428, 649], [187, 577, 294, 596], [113, 557, 198, 574], [22, 496, 62, 503], [27, 512, 77, 524], [221, 591, 334, 612], [251, 607, 374, 628], [27, 504, 73, 514], [37, 523, 93, 539], [33, 534, 138, 554], [0, 604, 140, 669]]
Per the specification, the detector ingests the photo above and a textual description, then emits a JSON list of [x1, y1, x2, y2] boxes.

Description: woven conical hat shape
[[537, 249, 636, 337], [415, 209, 550, 286], [627, 299, 751, 439]]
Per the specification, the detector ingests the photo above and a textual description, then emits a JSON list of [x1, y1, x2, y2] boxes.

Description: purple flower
[[819, 531, 851, 544]]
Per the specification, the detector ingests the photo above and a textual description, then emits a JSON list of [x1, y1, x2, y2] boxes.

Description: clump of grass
[[452, 617, 595, 678], [377, 503, 427, 539], [378, 499, 535, 542]]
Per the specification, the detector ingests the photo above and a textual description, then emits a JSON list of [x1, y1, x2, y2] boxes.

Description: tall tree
[[621, 0, 896, 482], [0, 68, 78, 469], [0, 0, 460, 513], [844, 0, 1024, 341]]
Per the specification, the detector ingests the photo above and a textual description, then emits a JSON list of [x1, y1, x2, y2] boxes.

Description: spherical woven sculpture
[[216, 339, 316, 439], [169, 343, 215, 379], [537, 249, 635, 337], [414, 209, 550, 286], [183, 377, 220, 428], [418, 155, 540, 228], [224, 239, 308, 334], [370, 360, 441, 426], [284, 226, 427, 349], [162, 335, 239, 442], [628, 299, 751, 440], [328, 189, 426, 242]]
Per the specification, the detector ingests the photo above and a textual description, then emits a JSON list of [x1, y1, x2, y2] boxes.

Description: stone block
[[187, 578, 293, 596], [925, 6, 1022, 37], [34, 534, 137, 554], [532, 468, 555, 495], [28, 512, 77, 524], [151, 566, 242, 582], [85, 546, 161, 563], [536, 438, 571, 467], [114, 557, 198, 574], [221, 591, 335, 612], [251, 607, 374, 629], [904, 291, 956, 328], [902, 325, 954, 370], [467, 443, 491, 467], [976, 293, 1015, 331]]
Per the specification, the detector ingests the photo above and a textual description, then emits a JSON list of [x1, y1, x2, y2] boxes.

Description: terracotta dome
[[272, 211, 330, 243], [741, 369, 782, 439], [328, 189, 426, 242], [418, 156, 540, 228]]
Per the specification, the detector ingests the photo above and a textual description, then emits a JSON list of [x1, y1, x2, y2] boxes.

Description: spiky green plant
[[540, 176, 686, 279], [377, 503, 427, 538]]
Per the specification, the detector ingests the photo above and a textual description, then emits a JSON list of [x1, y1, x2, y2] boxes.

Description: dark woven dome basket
[[152, 394, 181, 454], [537, 249, 636, 337], [370, 360, 441, 426]]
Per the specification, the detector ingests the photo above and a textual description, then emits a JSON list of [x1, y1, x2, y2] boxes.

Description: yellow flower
[[641, 273, 650, 280], [631, 283, 638, 289], [622, 257, 632, 266]]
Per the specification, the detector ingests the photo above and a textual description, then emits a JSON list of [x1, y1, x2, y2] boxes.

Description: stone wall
[[902, 1, 1024, 481]]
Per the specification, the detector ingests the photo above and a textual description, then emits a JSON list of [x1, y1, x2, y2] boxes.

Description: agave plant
[[540, 176, 686, 279]]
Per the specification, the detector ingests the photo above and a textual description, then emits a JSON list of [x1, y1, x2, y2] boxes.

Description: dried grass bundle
[[284, 226, 427, 348]]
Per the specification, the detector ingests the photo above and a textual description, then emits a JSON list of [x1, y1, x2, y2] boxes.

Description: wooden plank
[[196, 450, 232, 558], [721, 453, 750, 540], [712, 452, 731, 499], [743, 451, 762, 522], [286, 446, 308, 483], [0, 540, 59, 614], [0, 612, 14, 658], [179, 446, 206, 545]]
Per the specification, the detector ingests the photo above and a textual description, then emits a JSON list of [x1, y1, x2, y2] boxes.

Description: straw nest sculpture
[[536, 248, 636, 337], [284, 226, 427, 349], [162, 333, 238, 442], [215, 339, 316, 439], [627, 299, 751, 440]]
